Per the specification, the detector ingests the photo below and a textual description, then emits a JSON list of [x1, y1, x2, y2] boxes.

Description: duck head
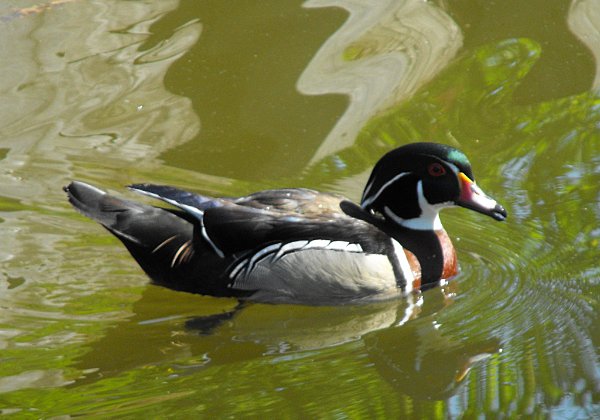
[[361, 142, 507, 231]]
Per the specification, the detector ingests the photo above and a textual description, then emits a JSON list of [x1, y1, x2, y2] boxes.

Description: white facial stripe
[[361, 172, 411, 209], [415, 180, 450, 230], [446, 162, 460, 176], [361, 177, 376, 202]]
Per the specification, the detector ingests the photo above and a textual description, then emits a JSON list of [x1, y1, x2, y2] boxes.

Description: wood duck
[[65, 142, 506, 304]]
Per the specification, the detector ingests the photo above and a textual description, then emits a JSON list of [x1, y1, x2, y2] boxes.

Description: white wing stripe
[[129, 187, 205, 218], [201, 224, 225, 258]]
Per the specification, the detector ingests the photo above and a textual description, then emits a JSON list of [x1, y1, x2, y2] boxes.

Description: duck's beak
[[456, 172, 507, 221]]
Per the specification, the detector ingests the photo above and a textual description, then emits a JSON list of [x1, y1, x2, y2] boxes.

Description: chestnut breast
[[403, 229, 457, 290]]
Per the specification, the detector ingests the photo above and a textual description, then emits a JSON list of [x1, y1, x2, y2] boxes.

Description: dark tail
[[64, 181, 119, 224], [64, 181, 196, 286], [65, 181, 152, 242]]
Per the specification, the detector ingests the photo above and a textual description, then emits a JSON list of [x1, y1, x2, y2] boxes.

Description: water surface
[[0, 0, 598, 417]]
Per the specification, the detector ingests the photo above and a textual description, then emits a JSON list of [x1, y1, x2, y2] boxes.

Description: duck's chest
[[400, 229, 457, 288], [437, 229, 458, 279]]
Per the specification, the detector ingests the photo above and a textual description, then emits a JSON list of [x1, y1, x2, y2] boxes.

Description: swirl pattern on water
[[435, 179, 600, 407]]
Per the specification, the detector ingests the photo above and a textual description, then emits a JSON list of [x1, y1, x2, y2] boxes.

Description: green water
[[0, 0, 598, 417]]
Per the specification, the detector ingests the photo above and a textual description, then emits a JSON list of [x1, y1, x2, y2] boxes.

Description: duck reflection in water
[[363, 308, 500, 400], [73, 284, 499, 401]]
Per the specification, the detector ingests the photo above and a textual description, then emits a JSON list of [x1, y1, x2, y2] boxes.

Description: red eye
[[428, 162, 446, 177]]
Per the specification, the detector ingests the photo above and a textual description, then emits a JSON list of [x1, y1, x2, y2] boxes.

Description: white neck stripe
[[362, 172, 411, 209]]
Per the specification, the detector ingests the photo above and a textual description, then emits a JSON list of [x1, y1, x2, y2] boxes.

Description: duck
[[64, 142, 506, 304]]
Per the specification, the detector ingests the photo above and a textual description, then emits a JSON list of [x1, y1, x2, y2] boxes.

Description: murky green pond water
[[1, 0, 599, 417]]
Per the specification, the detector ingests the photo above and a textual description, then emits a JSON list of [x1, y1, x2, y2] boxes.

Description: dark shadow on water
[[184, 300, 247, 335]]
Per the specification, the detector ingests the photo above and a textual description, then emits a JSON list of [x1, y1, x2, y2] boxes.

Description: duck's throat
[[393, 227, 457, 286]]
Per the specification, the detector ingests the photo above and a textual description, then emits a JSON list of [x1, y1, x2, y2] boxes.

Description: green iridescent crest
[[447, 149, 471, 167]]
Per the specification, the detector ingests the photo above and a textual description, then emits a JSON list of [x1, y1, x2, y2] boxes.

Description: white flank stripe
[[326, 241, 351, 251], [229, 259, 247, 280], [391, 239, 414, 292], [230, 239, 365, 281], [304, 239, 331, 249], [246, 243, 281, 273], [274, 240, 309, 261], [345, 243, 363, 252]]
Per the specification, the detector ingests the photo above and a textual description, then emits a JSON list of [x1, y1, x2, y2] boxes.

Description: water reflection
[[300, 0, 462, 161], [0, 0, 598, 417], [569, 0, 600, 90], [442, 0, 596, 103], [0, 0, 201, 402], [364, 319, 499, 401], [0, 0, 200, 202], [148, 1, 348, 179], [74, 283, 499, 403]]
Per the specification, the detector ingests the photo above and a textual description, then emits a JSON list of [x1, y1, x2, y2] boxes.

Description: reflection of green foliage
[[300, 36, 600, 417], [305, 37, 599, 198], [303, 38, 543, 182]]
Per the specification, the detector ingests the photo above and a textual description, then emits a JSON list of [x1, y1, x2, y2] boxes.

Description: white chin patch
[[385, 181, 451, 231]]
